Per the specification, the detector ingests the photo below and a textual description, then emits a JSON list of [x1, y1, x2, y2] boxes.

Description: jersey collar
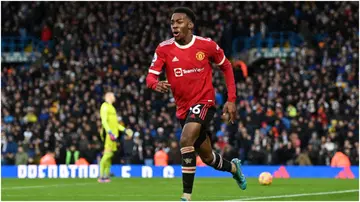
[[174, 35, 196, 49]]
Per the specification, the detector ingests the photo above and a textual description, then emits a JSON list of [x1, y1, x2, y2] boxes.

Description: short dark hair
[[173, 7, 196, 24]]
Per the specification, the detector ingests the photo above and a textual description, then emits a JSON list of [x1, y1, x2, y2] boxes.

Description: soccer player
[[146, 7, 247, 201], [98, 92, 133, 183]]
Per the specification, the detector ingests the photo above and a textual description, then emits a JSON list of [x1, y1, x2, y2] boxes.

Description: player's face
[[106, 92, 116, 103], [171, 13, 192, 41], [110, 93, 116, 103]]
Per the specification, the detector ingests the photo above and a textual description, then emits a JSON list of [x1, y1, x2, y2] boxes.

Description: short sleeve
[[209, 40, 226, 66]]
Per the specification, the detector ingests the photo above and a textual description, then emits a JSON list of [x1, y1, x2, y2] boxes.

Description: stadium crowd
[[1, 2, 358, 166]]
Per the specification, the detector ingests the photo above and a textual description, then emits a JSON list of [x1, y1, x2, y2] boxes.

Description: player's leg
[[98, 140, 114, 183], [179, 104, 216, 200], [99, 150, 112, 182], [179, 121, 201, 201], [104, 143, 117, 181], [196, 135, 233, 172], [103, 151, 113, 181], [196, 135, 247, 190]]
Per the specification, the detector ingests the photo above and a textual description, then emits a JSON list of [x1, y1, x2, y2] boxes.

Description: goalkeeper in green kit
[[98, 92, 133, 183]]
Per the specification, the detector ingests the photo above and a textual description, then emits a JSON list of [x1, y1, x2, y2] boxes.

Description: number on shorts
[[190, 104, 201, 115]]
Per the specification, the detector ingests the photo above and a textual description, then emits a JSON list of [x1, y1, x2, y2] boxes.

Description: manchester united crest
[[196, 51, 205, 61]]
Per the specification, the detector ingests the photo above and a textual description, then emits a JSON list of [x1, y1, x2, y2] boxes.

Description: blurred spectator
[[1, 132, 8, 154], [248, 145, 266, 165], [15, 146, 28, 165], [5, 136, 18, 155], [144, 147, 154, 166], [168, 141, 181, 165], [295, 147, 312, 165], [78, 134, 90, 157], [41, 24, 52, 42], [23, 108, 38, 124], [222, 145, 238, 162], [131, 133, 145, 164], [216, 124, 227, 138], [40, 151, 56, 165], [75, 157, 90, 165], [307, 145, 319, 165], [123, 133, 134, 164], [154, 145, 168, 166], [31, 148, 43, 164], [66, 145, 79, 165], [331, 150, 351, 167], [3, 109, 15, 124], [196, 155, 206, 167], [5, 136, 18, 165]]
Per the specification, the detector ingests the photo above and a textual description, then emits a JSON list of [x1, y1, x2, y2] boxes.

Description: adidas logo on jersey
[[172, 56, 179, 62]]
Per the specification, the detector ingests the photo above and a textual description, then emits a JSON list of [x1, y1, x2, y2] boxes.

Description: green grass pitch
[[1, 178, 359, 201]]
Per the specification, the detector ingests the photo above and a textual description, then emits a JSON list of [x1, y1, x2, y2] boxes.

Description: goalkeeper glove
[[108, 131, 117, 141], [124, 128, 134, 137]]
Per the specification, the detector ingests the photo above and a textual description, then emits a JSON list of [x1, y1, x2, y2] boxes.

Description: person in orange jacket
[[331, 150, 351, 167], [40, 151, 56, 165], [76, 157, 90, 165], [154, 146, 169, 166], [196, 155, 206, 167]]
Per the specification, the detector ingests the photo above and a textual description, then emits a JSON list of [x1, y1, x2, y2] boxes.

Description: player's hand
[[154, 81, 171, 93], [108, 131, 117, 141], [222, 101, 236, 124]]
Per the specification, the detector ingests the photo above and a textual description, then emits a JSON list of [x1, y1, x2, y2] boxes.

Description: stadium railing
[[1, 36, 54, 54], [232, 32, 304, 56]]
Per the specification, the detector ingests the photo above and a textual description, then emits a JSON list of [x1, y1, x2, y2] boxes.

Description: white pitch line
[[1, 182, 95, 190], [2, 194, 248, 199], [229, 189, 359, 201]]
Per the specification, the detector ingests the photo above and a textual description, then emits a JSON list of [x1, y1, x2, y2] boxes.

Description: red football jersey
[[147, 35, 233, 119]]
